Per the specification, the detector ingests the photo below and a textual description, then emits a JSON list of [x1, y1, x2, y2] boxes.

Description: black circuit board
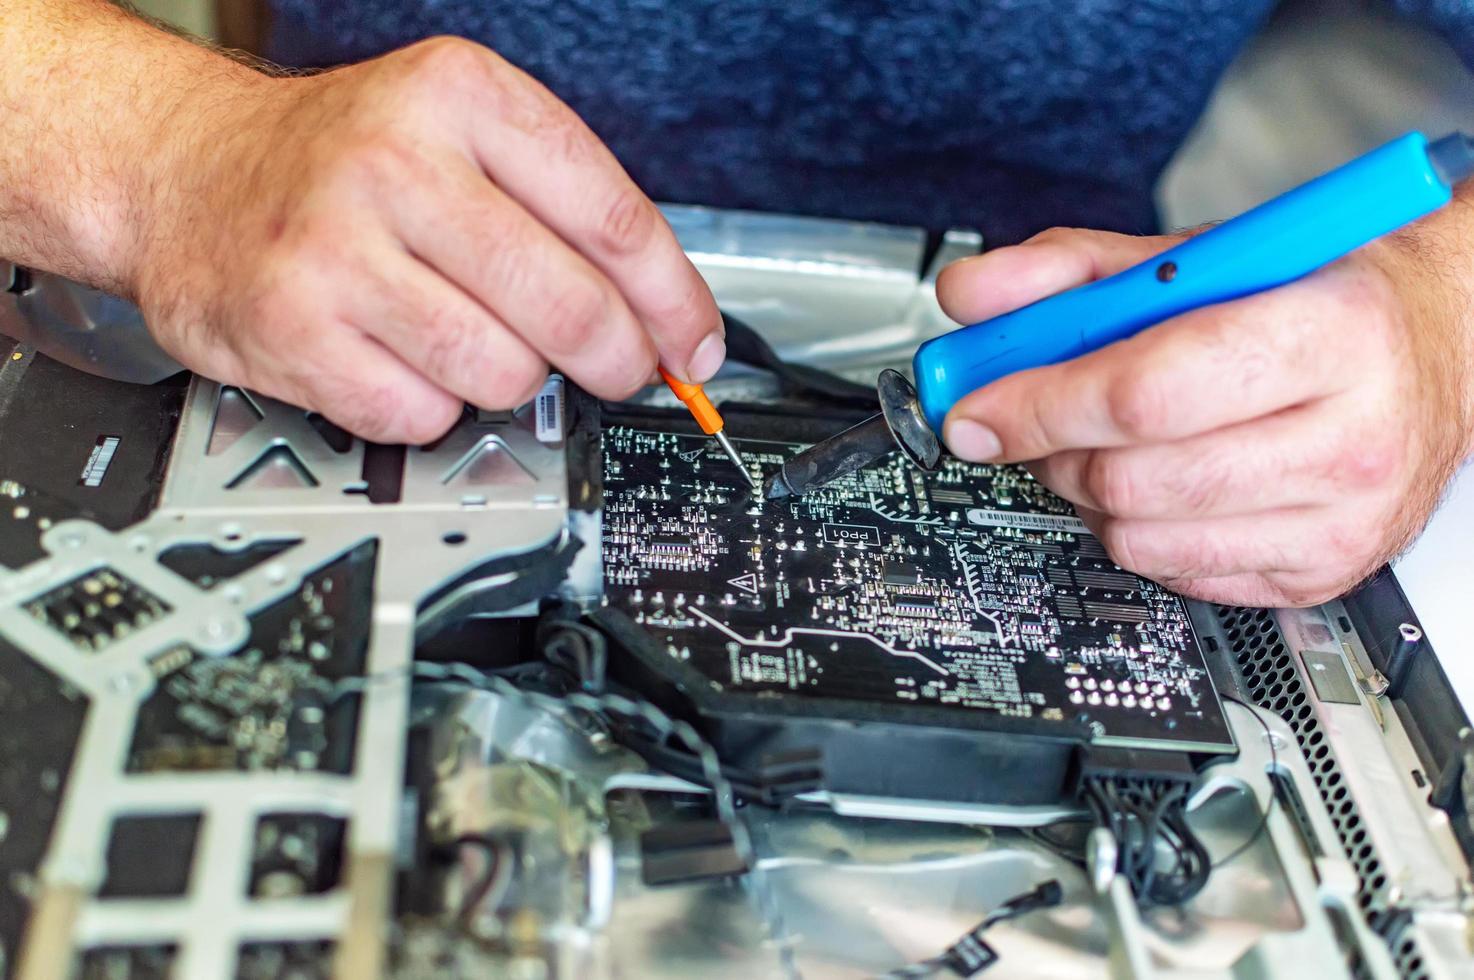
[[127, 542, 375, 775], [74, 944, 178, 980], [602, 427, 1232, 752], [0, 634, 89, 968], [249, 813, 347, 898], [0, 479, 77, 570]]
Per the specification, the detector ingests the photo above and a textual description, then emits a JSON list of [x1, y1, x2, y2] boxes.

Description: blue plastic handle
[[913, 131, 1454, 432]]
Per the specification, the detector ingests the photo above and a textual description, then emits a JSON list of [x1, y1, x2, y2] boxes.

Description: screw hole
[[1156, 261, 1177, 283], [443, 531, 466, 546]]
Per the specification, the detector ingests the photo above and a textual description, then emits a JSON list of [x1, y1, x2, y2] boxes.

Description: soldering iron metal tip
[[763, 469, 793, 500]]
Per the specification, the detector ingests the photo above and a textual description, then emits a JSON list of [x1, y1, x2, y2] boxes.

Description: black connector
[[1068, 744, 1194, 796], [992, 879, 1064, 920], [938, 879, 1065, 976], [882, 878, 1065, 979], [1070, 746, 1210, 908], [640, 819, 750, 886]]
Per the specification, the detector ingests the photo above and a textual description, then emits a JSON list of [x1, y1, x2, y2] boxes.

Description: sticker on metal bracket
[[535, 374, 565, 444]]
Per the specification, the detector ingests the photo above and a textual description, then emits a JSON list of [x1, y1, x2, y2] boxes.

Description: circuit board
[[127, 541, 374, 775], [602, 426, 1233, 753]]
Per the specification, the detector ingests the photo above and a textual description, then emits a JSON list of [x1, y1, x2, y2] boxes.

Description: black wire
[[878, 880, 1064, 979], [1081, 773, 1212, 907], [1058, 695, 1280, 910], [1024, 820, 1091, 867], [1212, 694, 1279, 868], [452, 835, 509, 927], [1134, 783, 1175, 899], [538, 619, 609, 692]]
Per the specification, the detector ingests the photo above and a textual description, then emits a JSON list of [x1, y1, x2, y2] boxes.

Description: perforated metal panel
[[1214, 606, 1429, 979], [1392, 930, 1432, 980]]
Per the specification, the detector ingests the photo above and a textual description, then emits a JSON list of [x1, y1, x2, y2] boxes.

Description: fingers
[[1026, 398, 1397, 520], [1074, 504, 1376, 607], [407, 40, 723, 381], [344, 241, 549, 411], [935, 227, 1174, 325], [943, 268, 1360, 463], [1150, 572, 1298, 608], [1081, 508, 1313, 581], [252, 322, 463, 445], [388, 155, 659, 400]]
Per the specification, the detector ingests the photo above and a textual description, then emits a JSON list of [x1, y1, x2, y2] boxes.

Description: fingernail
[[946, 420, 1002, 461], [686, 332, 726, 383]]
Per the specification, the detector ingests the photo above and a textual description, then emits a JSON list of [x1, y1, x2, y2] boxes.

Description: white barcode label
[[79, 436, 120, 488], [966, 508, 1087, 534], [534, 375, 565, 443]]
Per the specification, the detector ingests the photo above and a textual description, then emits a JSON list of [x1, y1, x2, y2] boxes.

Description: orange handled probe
[[660, 368, 759, 491]]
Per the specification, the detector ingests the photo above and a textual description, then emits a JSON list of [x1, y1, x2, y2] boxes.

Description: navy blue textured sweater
[[268, 1, 1474, 245]]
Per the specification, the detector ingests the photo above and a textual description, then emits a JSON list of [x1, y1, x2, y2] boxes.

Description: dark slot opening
[[6, 266, 32, 295], [356, 443, 406, 504], [305, 413, 353, 454]]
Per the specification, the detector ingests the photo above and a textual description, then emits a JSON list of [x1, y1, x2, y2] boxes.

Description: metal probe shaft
[[660, 368, 759, 492], [713, 429, 760, 492]]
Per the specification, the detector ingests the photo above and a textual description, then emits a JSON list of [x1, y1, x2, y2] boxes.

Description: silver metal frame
[[409, 683, 1402, 978], [1274, 602, 1474, 979], [0, 379, 576, 978]]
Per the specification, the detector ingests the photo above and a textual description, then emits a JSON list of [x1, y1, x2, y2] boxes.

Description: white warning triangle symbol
[[727, 573, 759, 595]]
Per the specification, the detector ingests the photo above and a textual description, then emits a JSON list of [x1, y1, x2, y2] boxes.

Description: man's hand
[[129, 37, 721, 443], [935, 224, 1474, 607], [0, 6, 721, 444]]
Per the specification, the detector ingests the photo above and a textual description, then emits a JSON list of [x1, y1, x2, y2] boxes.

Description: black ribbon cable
[[719, 312, 880, 409]]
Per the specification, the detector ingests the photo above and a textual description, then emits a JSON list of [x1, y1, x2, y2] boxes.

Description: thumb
[[935, 226, 1181, 326]]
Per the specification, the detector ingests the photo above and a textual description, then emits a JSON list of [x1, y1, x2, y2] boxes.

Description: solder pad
[[602, 425, 1234, 754]]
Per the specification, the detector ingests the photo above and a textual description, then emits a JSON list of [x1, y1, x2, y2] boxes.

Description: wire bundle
[[1080, 775, 1211, 907]]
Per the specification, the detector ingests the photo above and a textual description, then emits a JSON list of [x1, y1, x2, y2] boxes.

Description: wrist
[[0, 4, 276, 300], [1374, 196, 1474, 464], [115, 58, 280, 306]]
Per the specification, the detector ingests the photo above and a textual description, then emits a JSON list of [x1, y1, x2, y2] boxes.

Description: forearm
[[0, 1, 261, 297]]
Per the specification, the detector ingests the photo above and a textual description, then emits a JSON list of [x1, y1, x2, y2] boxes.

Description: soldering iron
[[764, 130, 1474, 500]]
